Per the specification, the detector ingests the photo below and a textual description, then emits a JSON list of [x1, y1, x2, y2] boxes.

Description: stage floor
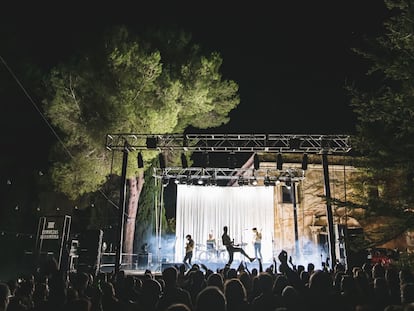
[[118, 258, 274, 277]]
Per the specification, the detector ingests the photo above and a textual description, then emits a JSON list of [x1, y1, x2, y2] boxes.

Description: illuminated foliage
[[345, 1, 414, 250], [42, 26, 239, 199]]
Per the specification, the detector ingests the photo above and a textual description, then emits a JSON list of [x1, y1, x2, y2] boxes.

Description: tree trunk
[[123, 171, 145, 265]]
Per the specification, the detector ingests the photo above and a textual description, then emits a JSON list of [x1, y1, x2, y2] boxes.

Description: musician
[[206, 233, 216, 251], [252, 227, 263, 260], [222, 226, 255, 266], [183, 234, 194, 269]]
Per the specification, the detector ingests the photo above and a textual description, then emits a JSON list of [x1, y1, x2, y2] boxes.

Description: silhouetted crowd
[[2, 249, 414, 311]]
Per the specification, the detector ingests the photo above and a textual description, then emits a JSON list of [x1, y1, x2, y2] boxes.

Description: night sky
[[1, 1, 388, 169]]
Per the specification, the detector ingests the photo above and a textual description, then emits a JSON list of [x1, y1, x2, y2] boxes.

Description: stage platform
[[116, 259, 274, 277]]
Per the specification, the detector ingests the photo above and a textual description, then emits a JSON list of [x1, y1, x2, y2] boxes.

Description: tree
[[42, 26, 240, 262], [347, 0, 414, 240]]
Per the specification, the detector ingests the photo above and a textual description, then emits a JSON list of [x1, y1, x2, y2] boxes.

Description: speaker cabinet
[[77, 229, 103, 275]]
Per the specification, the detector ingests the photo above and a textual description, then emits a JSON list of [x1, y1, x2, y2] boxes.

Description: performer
[[206, 232, 216, 251], [252, 227, 263, 260], [183, 234, 194, 269], [207, 232, 218, 257], [222, 226, 255, 266]]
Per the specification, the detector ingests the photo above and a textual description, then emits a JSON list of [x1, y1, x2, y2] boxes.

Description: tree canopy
[[42, 26, 240, 199], [347, 0, 414, 239], [349, 0, 414, 171]]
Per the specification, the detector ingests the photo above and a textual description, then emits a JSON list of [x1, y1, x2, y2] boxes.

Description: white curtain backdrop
[[175, 185, 274, 263]]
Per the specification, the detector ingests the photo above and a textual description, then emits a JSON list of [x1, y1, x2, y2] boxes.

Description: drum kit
[[196, 242, 227, 263]]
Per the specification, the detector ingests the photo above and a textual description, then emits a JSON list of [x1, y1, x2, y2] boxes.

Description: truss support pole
[[322, 153, 336, 268], [292, 182, 300, 259], [115, 142, 128, 274]]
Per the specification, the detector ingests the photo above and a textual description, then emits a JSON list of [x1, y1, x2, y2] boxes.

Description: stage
[[119, 259, 275, 277], [100, 251, 277, 276]]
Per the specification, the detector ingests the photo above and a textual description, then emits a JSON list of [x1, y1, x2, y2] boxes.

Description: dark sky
[[1, 1, 388, 167]]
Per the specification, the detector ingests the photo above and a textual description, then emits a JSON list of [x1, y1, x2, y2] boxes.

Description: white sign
[[41, 222, 59, 239]]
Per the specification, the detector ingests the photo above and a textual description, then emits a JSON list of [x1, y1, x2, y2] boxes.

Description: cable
[[0, 54, 120, 210], [1, 55, 74, 158]]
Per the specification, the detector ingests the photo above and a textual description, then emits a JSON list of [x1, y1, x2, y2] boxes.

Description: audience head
[[257, 272, 274, 293], [273, 274, 288, 295], [282, 285, 300, 309], [207, 273, 224, 291], [308, 270, 333, 294], [167, 303, 191, 311], [226, 268, 237, 280], [162, 266, 178, 286], [372, 263, 385, 279], [224, 278, 247, 304], [196, 286, 226, 311]]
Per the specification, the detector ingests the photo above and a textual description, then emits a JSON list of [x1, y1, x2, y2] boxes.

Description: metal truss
[[153, 167, 305, 185], [105, 133, 351, 154]]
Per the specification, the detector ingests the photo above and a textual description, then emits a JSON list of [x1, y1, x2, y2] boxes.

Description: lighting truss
[[105, 133, 351, 154], [153, 166, 305, 184]]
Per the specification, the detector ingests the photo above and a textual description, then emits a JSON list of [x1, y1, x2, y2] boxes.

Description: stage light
[[289, 138, 301, 150], [158, 153, 166, 169], [181, 153, 188, 168], [254, 153, 260, 170], [197, 178, 204, 185], [285, 179, 292, 190], [251, 177, 258, 186], [264, 176, 271, 187], [137, 152, 144, 168], [238, 177, 244, 186], [162, 176, 170, 187], [277, 153, 283, 170], [146, 137, 157, 149], [175, 176, 188, 185], [301, 153, 308, 170]]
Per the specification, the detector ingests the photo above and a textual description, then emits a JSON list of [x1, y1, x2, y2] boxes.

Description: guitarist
[[222, 226, 255, 267]]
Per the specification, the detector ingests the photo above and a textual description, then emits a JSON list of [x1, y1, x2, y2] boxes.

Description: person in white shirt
[[252, 227, 263, 260]]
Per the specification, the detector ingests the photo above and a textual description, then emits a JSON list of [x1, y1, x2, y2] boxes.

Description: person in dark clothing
[[221, 226, 255, 266], [156, 266, 192, 311], [183, 234, 194, 269]]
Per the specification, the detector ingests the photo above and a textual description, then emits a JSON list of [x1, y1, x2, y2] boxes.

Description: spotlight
[[146, 137, 157, 149], [197, 178, 204, 185], [181, 153, 188, 168], [264, 176, 271, 187], [277, 153, 283, 170], [289, 138, 301, 150], [251, 177, 258, 186], [162, 176, 170, 187], [285, 179, 292, 190], [158, 153, 166, 169], [253, 154, 260, 170], [301, 153, 308, 170], [137, 152, 144, 168], [175, 176, 188, 185], [238, 177, 244, 186]]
